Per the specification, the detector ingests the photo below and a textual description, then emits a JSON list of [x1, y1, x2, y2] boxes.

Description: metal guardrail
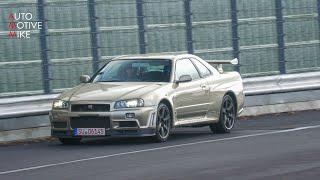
[[0, 71, 319, 121], [244, 71, 320, 95]]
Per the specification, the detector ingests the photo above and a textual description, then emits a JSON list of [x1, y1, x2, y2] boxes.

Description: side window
[[191, 58, 211, 77], [175, 59, 200, 80]]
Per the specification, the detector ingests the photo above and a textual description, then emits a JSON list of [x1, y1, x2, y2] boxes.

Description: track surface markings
[[1, 124, 320, 175]]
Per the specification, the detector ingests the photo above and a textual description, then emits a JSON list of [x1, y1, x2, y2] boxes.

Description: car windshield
[[92, 59, 172, 82]]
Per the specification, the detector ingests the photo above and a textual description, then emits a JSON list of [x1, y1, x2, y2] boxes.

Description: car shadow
[[52, 127, 218, 146]]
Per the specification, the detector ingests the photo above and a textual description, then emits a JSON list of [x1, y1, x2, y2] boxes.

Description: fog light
[[125, 113, 135, 118]]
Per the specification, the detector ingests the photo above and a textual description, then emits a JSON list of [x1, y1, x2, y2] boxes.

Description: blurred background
[[0, 0, 319, 97]]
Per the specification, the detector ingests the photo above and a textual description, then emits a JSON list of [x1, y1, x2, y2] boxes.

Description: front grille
[[70, 116, 110, 129], [71, 104, 110, 112], [52, 122, 67, 128]]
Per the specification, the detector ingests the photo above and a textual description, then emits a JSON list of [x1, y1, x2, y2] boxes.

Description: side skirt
[[174, 117, 219, 127]]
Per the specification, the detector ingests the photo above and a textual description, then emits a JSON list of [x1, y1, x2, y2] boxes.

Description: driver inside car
[[120, 64, 139, 81]]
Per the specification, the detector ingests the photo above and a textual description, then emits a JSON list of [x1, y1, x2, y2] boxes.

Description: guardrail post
[[88, 0, 101, 73], [136, 0, 147, 54], [275, 0, 286, 74], [184, 0, 194, 54], [317, 0, 320, 51], [230, 0, 240, 72], [37, 0, 52, 94]]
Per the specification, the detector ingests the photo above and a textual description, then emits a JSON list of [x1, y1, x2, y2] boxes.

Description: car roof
[[112, 53, 198, 61]]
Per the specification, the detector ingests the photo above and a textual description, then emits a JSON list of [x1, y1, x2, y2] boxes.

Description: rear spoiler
[[206, 58, 238, 73]]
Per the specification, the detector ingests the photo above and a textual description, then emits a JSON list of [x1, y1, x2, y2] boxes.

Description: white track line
[[1, 124, 320, 175]]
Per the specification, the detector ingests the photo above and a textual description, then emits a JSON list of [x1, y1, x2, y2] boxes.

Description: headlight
[[114, 99, 144, 109], [52, 100, 69, 109]]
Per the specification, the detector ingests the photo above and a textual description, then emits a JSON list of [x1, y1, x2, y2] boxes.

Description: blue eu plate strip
[[73, 128, 78, 136]]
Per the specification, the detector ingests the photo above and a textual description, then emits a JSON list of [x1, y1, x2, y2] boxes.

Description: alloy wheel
[[157, 104, 171, 139], [221, 96, 235, 130]]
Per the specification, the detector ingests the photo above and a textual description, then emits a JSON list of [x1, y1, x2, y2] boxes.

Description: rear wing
[[206, 58, 238, 73]]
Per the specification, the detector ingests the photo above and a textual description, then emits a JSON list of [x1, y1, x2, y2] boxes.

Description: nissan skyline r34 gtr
[[50, 54, 244, 144]]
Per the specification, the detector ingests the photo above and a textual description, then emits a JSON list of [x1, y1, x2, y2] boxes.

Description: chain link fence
[[0, 0, 319, 97]]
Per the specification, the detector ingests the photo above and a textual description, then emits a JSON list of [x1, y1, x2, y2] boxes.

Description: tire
[[59, 138, 82, 145], [152, 103, 171, 142], [210, 95, 236, 133]]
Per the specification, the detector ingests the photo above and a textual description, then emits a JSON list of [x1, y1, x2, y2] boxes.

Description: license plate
[[74, 128, 105, 136]]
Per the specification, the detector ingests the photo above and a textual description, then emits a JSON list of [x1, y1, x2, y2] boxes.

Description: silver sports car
[[50, 54, 244, 144]]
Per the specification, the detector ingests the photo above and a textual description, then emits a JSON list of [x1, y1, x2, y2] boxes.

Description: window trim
[[189, 58, 212, 78], [174, 58, 201, 82]]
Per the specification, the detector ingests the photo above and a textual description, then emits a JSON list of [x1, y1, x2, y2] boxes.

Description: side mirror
[[80, 75, 90, 83], [176, 75, 192, 83]]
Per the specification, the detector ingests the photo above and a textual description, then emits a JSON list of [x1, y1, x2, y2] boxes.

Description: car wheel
[[210, 95, 236, 133], [59, 138, 82, 145], [152, 103, 171, 142]]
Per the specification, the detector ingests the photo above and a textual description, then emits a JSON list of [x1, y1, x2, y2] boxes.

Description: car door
[[173, 58, 209, 120], [189, 57, 212, 108], [191, 57, 222, 120]]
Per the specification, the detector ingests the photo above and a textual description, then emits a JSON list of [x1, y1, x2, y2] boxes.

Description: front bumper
[[51, 128, 156, 138], [50, 106, 158, 138]]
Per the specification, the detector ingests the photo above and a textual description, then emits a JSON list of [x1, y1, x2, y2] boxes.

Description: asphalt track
[[0, 110, 320, 180]]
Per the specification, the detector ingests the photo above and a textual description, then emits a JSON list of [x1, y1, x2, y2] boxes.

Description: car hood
[[59, 82, 165, 102]]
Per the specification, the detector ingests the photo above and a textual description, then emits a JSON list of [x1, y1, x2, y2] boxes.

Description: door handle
[[200, 84, 207, 89]]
